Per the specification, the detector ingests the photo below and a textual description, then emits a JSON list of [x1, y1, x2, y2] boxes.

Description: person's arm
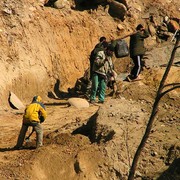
[[39, 106, 47, 121], [114, 31, 137, 41], [94, 51, 106, 67], [140, 29, 149, 38]]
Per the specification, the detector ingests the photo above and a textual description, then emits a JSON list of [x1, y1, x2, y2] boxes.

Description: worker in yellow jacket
[[14, 96, 47, 149]]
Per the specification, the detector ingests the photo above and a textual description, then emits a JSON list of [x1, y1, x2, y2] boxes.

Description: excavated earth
[[0, 0, 180, 180]]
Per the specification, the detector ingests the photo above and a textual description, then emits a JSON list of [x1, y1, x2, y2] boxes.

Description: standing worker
[[85, 37, 108, 98], [89, 36, 107, 80], [90, 44, 115, 104], [14, 95, 47, 149], [128, 24, 149, 81]]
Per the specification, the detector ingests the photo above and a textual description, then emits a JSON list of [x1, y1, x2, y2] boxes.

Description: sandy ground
[[0, 68, 179, 179]]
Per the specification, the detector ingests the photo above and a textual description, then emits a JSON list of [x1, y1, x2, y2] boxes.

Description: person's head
[[136, 24, 144, 31], [32, 95, 42, 103], [163, 16, 169, 23], [102, 41, 109, 49], [106, 44, 114, 56], [32, 95, 45, 110], [99, 36, 106, 43]]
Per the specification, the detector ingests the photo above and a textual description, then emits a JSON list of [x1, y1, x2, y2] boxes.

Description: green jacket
[[129, 29, 149, 57]]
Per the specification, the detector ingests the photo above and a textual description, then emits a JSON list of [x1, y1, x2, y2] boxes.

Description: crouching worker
[[14, 96, 47, 150]]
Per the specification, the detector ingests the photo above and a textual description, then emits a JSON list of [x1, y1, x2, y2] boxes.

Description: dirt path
[[0, 99, 98, 147], [0, 99, 100, 179]]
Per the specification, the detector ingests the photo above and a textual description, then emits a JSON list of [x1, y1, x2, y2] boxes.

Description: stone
[[68, 98, 89, 108], [54, 0, 70, 9], [117, 24, 124, 31], [9, 92, 25, 110], [109, 1, 127, 20]]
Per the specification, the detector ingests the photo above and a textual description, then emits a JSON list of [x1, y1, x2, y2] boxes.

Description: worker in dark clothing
[[89, 36, 107, 80], [85, 37, 108, 99], [90, 44, 115, 104], [128, 24, 149, 81]]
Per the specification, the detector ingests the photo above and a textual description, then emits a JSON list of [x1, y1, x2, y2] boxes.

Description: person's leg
[[112, 81, 117, 96], [131, 56, 141, 79], [130, 56, 136, 78], [15, 124, 28, 148], [141, 55, 146, 70], [98, 76, 107, 103], [34, 123, 43, 148], [85, 79, 92, 99], [90, 61, 93, 80], [90, 73, 99, 102], [136, 55, 141, 77]]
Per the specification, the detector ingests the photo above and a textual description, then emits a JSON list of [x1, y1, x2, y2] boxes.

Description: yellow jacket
[[23, 96, 47, 124]]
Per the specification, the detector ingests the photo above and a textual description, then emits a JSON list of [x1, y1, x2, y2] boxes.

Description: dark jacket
[[129, 29, 149, 57]]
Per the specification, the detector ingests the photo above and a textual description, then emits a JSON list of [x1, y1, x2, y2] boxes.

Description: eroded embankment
[[17, 92, 179, 180], [0, 66, 179, 180]]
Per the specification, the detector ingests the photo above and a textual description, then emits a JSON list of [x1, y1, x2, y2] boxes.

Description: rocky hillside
[[0, 0, 179, 108], [0, 0, 179, 180]]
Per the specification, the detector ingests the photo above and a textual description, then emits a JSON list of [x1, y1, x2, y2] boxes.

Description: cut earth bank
[[0, 64, 179, 180], [0, 0, 180, 179]]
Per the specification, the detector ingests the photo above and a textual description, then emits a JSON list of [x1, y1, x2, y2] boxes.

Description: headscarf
[[32, 95, 45, 109]]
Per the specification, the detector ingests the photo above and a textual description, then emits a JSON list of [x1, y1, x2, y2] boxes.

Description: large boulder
[[54, 0, 71, 9], [108, 1, 127, 20]]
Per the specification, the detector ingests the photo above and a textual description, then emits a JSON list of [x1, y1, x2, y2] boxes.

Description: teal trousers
[[90, 73, 107, 102]]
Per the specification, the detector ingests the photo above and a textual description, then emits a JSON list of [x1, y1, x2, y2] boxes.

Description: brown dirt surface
[[0, 0, 180, 180]]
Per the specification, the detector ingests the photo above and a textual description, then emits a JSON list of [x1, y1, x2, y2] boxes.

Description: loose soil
[[0, 0, 179, 179]]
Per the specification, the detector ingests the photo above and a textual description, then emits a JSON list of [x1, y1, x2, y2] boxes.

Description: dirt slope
[[0, 0, 179, 107], [0, 0, 119, 107], [0, 67, 179, 179], [0, 0, 179, 180]]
